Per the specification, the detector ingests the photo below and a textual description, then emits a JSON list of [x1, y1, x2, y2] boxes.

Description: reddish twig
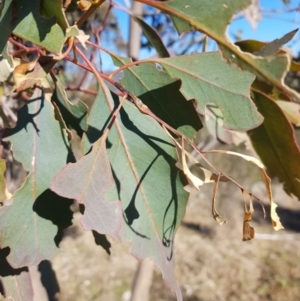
[[8, 37, 46, 56], [94, 0, 113, 39], [65, 86, 98, 96], [53, 37, 74, 61]]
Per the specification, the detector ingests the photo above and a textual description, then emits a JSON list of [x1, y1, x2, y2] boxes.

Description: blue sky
[[112, 0, 300, 56], [229, 0, 300, 54]]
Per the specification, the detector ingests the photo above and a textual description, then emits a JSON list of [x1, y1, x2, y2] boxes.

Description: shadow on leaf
[[79, 204, 112, 254], [115, 94, 187, 260], [3, 92, 44, 137], [0, 247, 29, 296], [0, 248, 28, 277], [138, 80, 202, 139], [33, 189, 74, 246], [92, 231, 112, 255]]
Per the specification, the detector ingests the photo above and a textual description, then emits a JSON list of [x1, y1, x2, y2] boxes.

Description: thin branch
[[107, 94, 127, 130], [65, 53, 115, 86], [65, 86, 98, 96], [94, 0, 113, 37], [53, 37, 74, 61], [108, 58, 154, 78], [8, 37, 46, 56], [76, 0, 106, 28], [77, 48, 97, 88]]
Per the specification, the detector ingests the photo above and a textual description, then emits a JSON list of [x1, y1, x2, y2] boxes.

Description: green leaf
[[0, 0, 65, 54], [171, 14, 194, 33], [236, 39, 300, 72], [158, 52, 263, 131], [52, 78, 88, 137], [0, 0, 5, 12], [138, 0, 300, 102], [158, 0, 249, 36], [248, 91, 300, 200], [0, 88, 72, 267], [50, 130, 123, 240], [39, 0, 69, 29], [220, 45, 295, 98], [204, 106, 248, 145], [112, 56, 202, 139], [65, 25, 90, 48], [82, 83, 188, 300], [133, 16, 170, 58], [0, 0, 13, 54]]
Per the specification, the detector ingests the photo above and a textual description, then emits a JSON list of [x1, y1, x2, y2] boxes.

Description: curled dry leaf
[[163, 128, 228, 225], [13, 58, 55, 92], [260, 168, 284, 231], [212, 173, 226, 225], [242, 191, 255, 241], [163, 128, 222, 190], [180, 139, 205, 189], [206, 150, 284, 231]]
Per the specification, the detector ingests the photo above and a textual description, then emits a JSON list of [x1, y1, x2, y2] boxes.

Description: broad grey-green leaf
[[158, 52, 263, 131], [0, 88, 72, 267], [248, 91, 300, 200], [50, 130, 123, 240], [39, 0, 69, 29], [140, 0, 249, 37], [82, 83, 188, 300], [111, 55, 202, 139], [137, 0, 300, 102], [0, 0, 65, 54]]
